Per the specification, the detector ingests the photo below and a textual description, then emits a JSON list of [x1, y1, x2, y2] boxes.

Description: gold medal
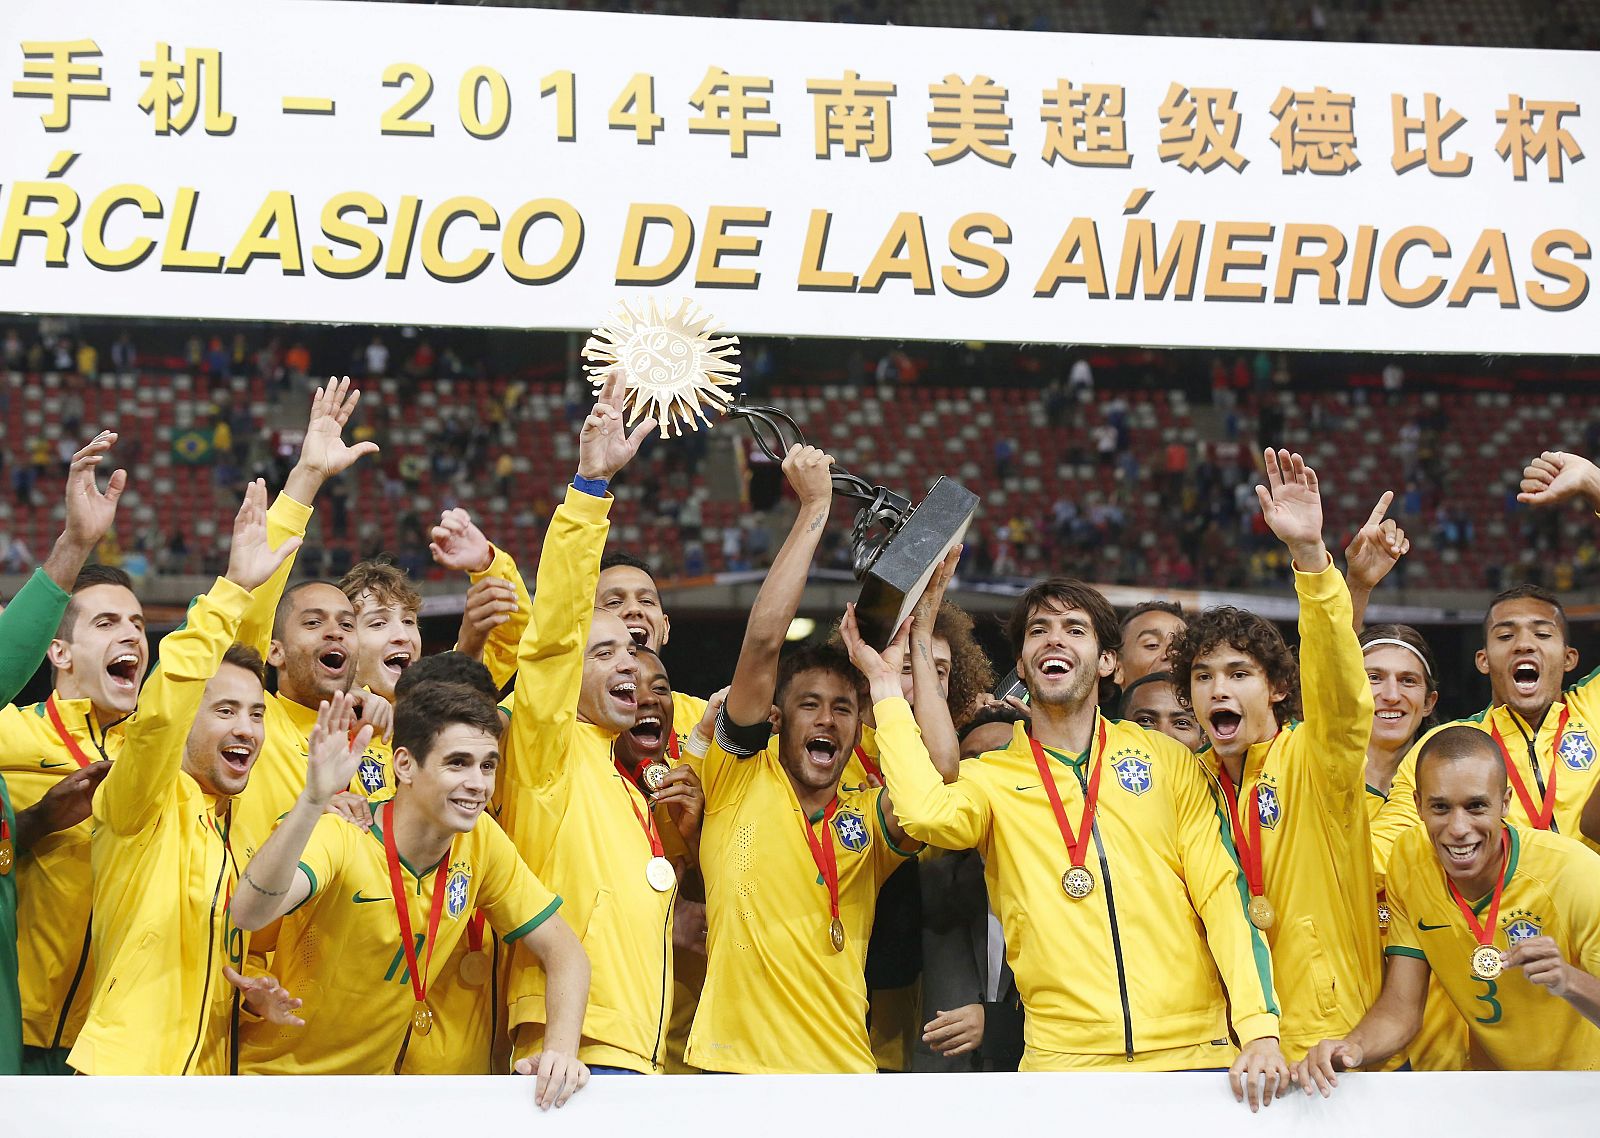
[[458, 950, 491, 988], [1471, 944, 1503, 981], [646, 855, 676, 892], [1061, 865, 1095, 899], [412, 1001, 434, 1036], [829, 917, 846, 953], [0, 839, 11, 875], [642, 762, 670, 792], [1248, 894, 1276, 931]]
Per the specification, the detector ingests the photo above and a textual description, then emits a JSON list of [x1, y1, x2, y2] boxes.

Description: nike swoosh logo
[[1015, 784, 1039, 792], [1417, 921, 1450, 931], [40, 760, 69, 769], [353, 892, 390, 904]]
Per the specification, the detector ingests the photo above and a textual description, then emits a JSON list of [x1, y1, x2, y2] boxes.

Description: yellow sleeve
[[1388, 720, 1458, 837], [97, 577, 252, 835], [1370, 790, 1413, 877], [477, 817, 562, 943], [1174, 743, 1281, 1044], [465, 544, 533, 692], [868, 786, 921, 879], [1289, 560, 1374, 797], [1381, 833, 1426, 961], [871, 696, 990, 851], [505, 487, 612, 795], [235, 493, 313, 659], [292, 814, 353, 910]]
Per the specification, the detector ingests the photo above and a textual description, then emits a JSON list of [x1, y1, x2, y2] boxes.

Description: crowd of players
[[2, 374, 1599, 1105]]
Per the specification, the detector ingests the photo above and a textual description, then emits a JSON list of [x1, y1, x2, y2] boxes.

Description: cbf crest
[[445, 865, 472, 919], [1112, 750, 1153, 796], [1558, 728, 1596, 772], [1504, 910, 1542, 944], [834, 810, 870, 853], [357, 754, 387, 794], [1256, 784, 1282, 830]]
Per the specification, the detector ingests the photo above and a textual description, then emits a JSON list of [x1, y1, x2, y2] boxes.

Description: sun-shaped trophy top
[[582, 298, 742, 438]]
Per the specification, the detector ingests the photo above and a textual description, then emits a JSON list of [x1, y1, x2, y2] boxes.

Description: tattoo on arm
[[242, 869, 289, 897]]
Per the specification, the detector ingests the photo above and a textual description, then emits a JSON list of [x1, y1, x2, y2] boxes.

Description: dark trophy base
[[855, 477, 979, 651]]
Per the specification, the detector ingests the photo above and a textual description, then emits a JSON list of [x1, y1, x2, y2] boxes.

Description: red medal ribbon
[[467, 909, 486, 953], [667, 732, 680, 762], [1490, 706, 1568, 831], [44, 694, 96, 769], [613, 756, 666, 858], [854, 745, 884, 787], [1028, 716, 1107, 875], [1216, 762, 1267, 901], [798, 797, 842, 925], [1445, 828, 1511, 951], [382, 802, 451, 1011]]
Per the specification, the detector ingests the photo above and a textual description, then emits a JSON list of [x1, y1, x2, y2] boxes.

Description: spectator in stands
[[2, 329, 22, 369], [1068, 356, 1094, 402], [365, 335, 389, 378]]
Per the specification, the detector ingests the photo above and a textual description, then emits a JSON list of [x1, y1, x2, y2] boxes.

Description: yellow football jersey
[[1385, 824, 1600, 1070], [501, 488, 676, 1074], [1392, 668, 1600, 854], [684, 737, 915, 1073], [0, 696, 124, 1053], [241, 808, 559, 1074], [874, 698, 1280, 1066], [1366, 783, 1468, 1070], [1196, 563, 1381, 1061], [68, 579, 254, 1075]]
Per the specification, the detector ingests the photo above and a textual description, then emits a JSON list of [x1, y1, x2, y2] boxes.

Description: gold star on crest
[[582, 299, 741, 438]]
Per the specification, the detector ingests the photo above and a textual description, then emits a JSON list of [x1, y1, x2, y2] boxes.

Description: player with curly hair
[[1169, 451, 1383, 1067]]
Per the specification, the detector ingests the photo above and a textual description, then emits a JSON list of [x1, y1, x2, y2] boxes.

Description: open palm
[[577, 371, 656, 482], [225, 480, 302, 592], [1255, 448, 1325, 558], [299, 377, 379, 479]]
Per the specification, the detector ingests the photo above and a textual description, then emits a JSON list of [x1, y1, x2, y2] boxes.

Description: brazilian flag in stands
[[171, 429, 212, 465]]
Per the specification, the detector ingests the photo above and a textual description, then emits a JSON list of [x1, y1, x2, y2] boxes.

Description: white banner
[[6, 1071, 1600, 1135], [0, 0, 1594, 353]]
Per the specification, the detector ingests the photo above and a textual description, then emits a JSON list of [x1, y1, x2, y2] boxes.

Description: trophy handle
[[726, 400, 911, 517]]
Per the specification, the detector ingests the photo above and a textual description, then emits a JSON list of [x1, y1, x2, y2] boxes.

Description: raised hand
[[303, 691, 375, 805], [577, 371, 656, 484], [224, 966, 305, 1028], [225, 479, 303, 593], [286, 377, 380, 500], [429, 508, 494, 574], [1518, 450, 1600, 510], [840, 604, 912, 696], [1344, 491, 1409, 592], [781, 443, 835, 510], [685, 687, 729, 758], [1254, 448, 1328, 568], [456, 577, 518, 660], [62, 430, 126, 550], [912, 546, 962, 633], [352, 690, 394, 745]]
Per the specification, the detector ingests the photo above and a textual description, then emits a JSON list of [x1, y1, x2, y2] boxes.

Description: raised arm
[[99, 481, 301, 834], [909, 548, 963, 782], [1517, 449, 1600, 511], [231, 692, 372, 931], [722, 445, 834, 727], [1343, 491, 1409, 631], [504, 374, 652, 789], [842, 605, 989, 850], [1258, 449, 1373, 772], [429, 507, 531, 689], [1, 433, 125, 702], [237, 379, 378, 656]]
